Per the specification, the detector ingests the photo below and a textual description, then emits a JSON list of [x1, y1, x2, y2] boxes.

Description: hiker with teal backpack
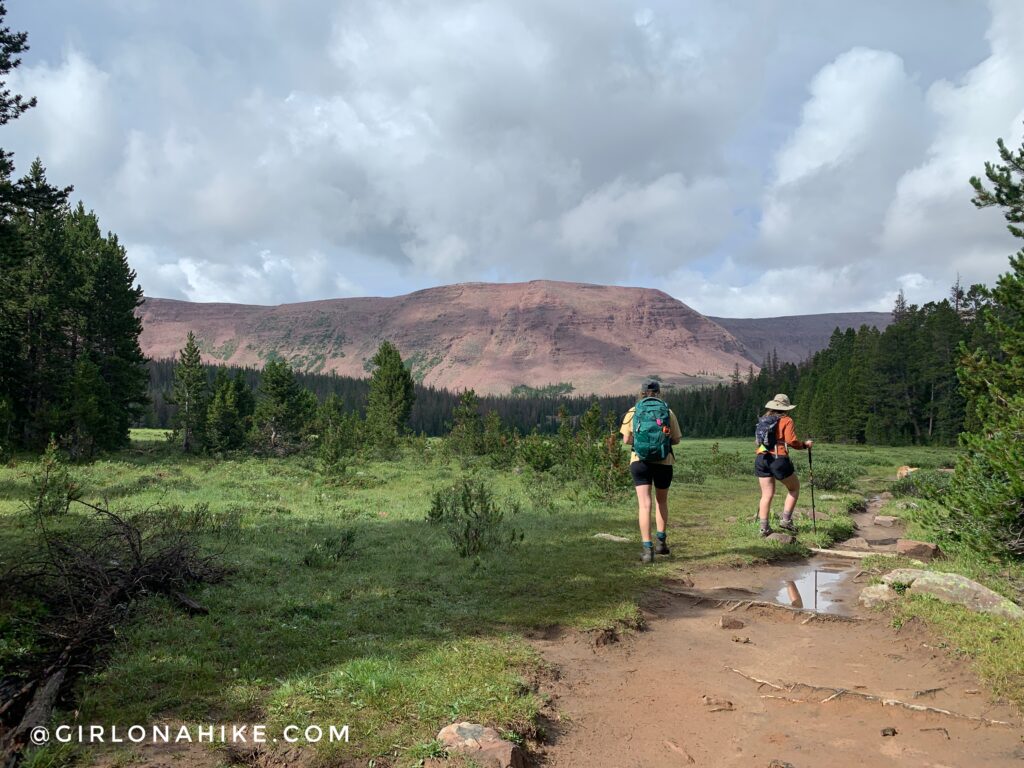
[[620, 381, 682, 563], [754, 393, 813, 537]]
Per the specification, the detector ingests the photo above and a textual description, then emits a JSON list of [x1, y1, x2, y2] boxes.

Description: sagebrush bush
[[890, 469, 952, 500], [806, 460, 855, 491], [302, 529, 356, 567], [427, 478, 523, 557], [687, 442, 748, 478]]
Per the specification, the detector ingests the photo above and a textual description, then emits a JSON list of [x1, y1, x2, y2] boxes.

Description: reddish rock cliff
[[138, 280, 755, 395]]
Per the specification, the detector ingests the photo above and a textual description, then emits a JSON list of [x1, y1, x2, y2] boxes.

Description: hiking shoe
[[778, 518, 796, 533], [759, 525, 773, 538], [654, 539, 670, 556], [640, 547, 654, 564]]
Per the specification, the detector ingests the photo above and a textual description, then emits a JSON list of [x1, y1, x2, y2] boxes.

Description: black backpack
[[755, 414, 781, 453]]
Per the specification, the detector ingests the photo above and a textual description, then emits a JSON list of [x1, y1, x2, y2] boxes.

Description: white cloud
[[8, 49, 117, 176], [759, 47, 929, 265], [1, 1, 1017, 314], [879, 0, 1024, 284], [558, 173, 732, 258]]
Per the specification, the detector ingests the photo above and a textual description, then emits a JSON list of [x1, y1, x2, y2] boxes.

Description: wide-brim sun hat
[[765, 393, 796, 411]]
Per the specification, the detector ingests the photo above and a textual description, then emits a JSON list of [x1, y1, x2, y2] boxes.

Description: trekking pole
[[808, 444, 817, 535]]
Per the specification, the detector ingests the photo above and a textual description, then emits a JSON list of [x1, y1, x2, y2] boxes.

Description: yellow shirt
[[620, 403, 682, 465]]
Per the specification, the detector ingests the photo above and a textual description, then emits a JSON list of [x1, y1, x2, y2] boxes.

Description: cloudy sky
[[4, 1, 1023, 316]]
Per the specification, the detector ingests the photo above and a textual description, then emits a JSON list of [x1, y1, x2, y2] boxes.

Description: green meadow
[[1, 433, 1019, 766]]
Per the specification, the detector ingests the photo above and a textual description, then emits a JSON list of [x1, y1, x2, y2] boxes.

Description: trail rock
[[767, 533, 795, 544], [859, 584, 898, 608], [896, 539, 941, 560], [701, 694, 734, 712], [840, 537, 871, 550], [593, 533, 630, 543], [873, 515, 899, 527], [437, 722, 526, 768], [881, 569, 1024, 620], [719, 616, 745, 630]]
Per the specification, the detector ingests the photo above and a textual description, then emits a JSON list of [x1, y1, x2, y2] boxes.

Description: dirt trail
[[533, 565, 1024, 767], [833, 493, 901, 554]]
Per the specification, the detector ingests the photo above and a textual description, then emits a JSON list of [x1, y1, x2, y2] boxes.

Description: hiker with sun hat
[[620, 381, 682, 563], [754, 393, 813, 537]]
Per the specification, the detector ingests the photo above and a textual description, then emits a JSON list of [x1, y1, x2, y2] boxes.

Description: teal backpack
[[632, 397, 671, 461]]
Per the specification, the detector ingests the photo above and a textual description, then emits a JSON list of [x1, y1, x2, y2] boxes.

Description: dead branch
[[728, 668, 1015, 726], [680, 594, 865, 623], [1, 499, 229, 766]]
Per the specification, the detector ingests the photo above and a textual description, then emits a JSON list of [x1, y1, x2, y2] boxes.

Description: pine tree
[[171, 332, 208, 452], [0, 1, 36, 215], [232, 370, 256, 428], [365, 340, 415, 456], [449, 389, 484, 456], [206, 369, 243, 452], [253, 358, 312, 453], [0, 9, 142, 453], [892, 289, 910, 321], [66, 356, 106, 458], [68, 203, 147, 448], [947, 127, 1024, 557]]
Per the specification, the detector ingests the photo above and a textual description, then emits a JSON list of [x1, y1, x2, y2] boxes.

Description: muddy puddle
[[756, 555, 861, 615]]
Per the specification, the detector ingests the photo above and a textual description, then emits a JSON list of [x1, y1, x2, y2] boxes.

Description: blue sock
[[656, 531, 667, 542], [642, 540, 653, 548]]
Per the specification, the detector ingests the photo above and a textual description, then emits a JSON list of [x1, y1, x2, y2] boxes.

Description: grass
[[0, 435, 1009, 765]]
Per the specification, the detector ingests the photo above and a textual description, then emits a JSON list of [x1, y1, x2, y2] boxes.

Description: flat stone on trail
[[437, 722, 525, 768], [840, 536, 871, 550], [896, 539, 941, 560], [766, 533, 796, 544], [859, 584, 898, 608], [881, 569, 1024, 620], [593, 533, 630, 543], [719, 615, 745, 629], [873, 515, 899, 527]]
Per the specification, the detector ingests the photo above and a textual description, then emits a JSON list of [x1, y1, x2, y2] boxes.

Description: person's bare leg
[[635, 483, 653, 543], [654, 486, 669, 534], [780, 473, 800, 518], [653, 486, 670, 554], [758, 476, 775, 528]]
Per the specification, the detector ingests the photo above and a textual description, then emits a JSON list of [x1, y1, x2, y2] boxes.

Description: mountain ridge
[[137, 280, 893, 395], [710, 312, 892, 364], [138, 280, 752, 395]]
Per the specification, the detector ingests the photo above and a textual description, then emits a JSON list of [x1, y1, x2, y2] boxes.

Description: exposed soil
[[832, 493, 903, 555], [532, 563, 1024, 768]]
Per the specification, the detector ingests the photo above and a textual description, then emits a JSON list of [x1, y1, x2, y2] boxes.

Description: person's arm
[[620, 409, 634, 445], [669, 410, 682, 446], [782, 417, 809, 450]]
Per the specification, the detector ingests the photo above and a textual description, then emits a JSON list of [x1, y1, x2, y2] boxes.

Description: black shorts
[[630, 461, 673, 489], [754, 453, 795, 481]]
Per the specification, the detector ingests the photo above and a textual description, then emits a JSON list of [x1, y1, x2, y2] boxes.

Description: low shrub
[[302, 529, 356, 567], [518, 430, 556, 473], [28, 439, 83, 517], [890, 469, 952, 500], [807, 460, 856, 491], [427, 478, 523, 557]]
